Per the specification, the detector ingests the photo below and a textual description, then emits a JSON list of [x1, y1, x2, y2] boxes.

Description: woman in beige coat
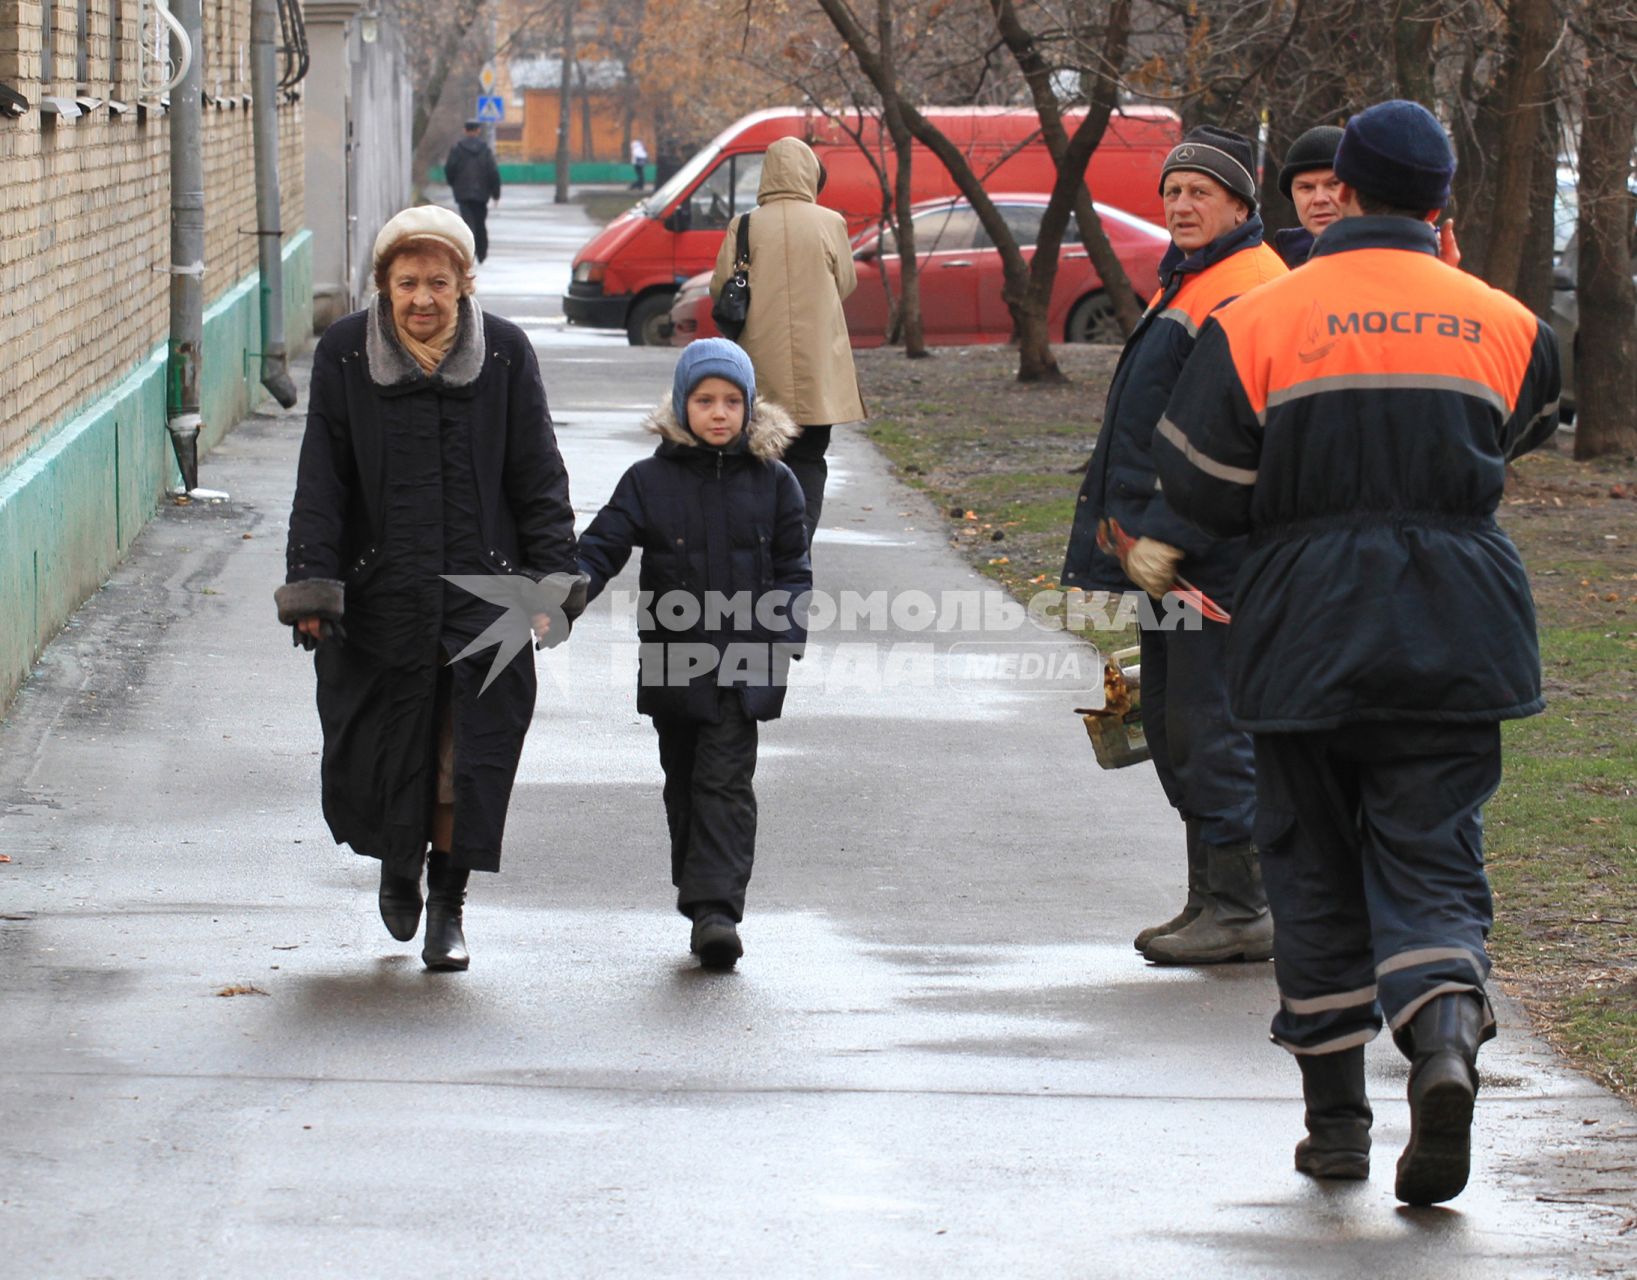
[[711, 136, 865, 542]]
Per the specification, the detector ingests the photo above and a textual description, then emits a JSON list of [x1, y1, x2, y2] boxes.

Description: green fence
[[0, 232, 314, 714], [427, 161, 634, 185]]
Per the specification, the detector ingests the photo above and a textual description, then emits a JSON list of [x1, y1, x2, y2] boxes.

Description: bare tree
[[876, 0, 928, 357], [990, 0, 1141, 351], [818, 0, 1145, 381], [555, 0, 574, 203], [1572, 1, 1637, 458]]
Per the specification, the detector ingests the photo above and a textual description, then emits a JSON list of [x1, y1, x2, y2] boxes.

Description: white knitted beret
[[372, 205, 476, 273]]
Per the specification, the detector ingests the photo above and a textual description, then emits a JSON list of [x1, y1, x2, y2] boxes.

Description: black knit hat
[[1334, 100, 1455, 210], [1277, 126, 1343, 200], [1159, 126, 1259, 210]]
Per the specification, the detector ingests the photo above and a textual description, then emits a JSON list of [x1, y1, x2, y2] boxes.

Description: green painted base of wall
[[427, 161, 633, 185], [202, 230, 315, 451], [0, 231, 315, 717]]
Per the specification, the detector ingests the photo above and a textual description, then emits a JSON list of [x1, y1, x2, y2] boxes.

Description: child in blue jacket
[[577, 340, 812, 969]]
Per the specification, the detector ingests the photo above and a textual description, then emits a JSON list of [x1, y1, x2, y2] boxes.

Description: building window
[[42, 0, 54, 83]]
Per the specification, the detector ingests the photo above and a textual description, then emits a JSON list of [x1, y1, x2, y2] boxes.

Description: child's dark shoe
[[690, 913, 743, 970]]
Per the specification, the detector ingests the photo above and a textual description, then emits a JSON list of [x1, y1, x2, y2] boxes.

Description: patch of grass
[[1488, 625, 1637, 1095]]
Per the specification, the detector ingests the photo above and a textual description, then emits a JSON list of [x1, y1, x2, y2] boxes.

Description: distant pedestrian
[[446, 120, 502, 264], [1061, 125, 1287, 967], [575, 339, 812, 970], [1155, 100, 1561, 1205], [276, 205, 583, 972], [711, 137, 864, 545], [630, 137, 649, 191]]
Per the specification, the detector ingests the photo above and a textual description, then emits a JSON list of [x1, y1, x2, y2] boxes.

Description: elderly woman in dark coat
[[275, 205, 581, 971]]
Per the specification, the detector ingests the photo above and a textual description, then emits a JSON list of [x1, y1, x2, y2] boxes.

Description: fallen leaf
[[0, 854, 10, 863], [215, 984, 270, 997]]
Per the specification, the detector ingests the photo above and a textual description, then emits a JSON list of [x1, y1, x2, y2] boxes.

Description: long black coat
[[276, 296, 578, 873], [576, 399, 812, 723]]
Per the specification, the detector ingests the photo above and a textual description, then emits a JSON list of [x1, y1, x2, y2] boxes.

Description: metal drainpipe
[[166, 0, 205, 491], [251, 0, 297, 407]]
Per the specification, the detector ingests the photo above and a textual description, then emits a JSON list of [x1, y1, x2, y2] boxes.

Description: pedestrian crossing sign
[[476, 95, 504, 123]]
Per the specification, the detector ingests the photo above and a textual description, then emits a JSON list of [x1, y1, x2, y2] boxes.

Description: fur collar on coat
[[365, 293, 487, 388], [642, 396, 800, 463]]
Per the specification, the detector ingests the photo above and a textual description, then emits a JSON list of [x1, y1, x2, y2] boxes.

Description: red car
[[668, 194, 1170, 347]]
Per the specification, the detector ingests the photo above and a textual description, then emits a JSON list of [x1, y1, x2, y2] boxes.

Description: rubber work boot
[[690, 911, 744, 971], [1294, 1047, 1373, 1180], [1134, 819, 1208, 951], [1395, 993, 1484, 1206], [1142, 842, 1274, 965], [378, 860, 424, 942], [421, 851, 470, 971]]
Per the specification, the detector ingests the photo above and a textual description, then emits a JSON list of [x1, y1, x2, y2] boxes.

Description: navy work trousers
[[457, 199, 490, 264], [1253, 721, 1501, 1055], [1139, 616, 1255, 849], [653, 690, 759, 921]]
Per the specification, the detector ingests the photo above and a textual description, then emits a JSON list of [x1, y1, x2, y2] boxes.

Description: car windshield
[[641, 143, 723, 218]]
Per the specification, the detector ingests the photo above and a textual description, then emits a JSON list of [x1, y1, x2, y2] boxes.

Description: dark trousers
[[630, 163, 647, 189], [784, 424, 832, 545], [1254, 721, 1501, 1056], [653, 690, 759, 921], [457, 199, 490, 263], [1138, 617, 1255, 849]]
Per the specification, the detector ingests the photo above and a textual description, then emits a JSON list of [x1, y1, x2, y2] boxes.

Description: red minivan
[[565, 104, 1180, 345]]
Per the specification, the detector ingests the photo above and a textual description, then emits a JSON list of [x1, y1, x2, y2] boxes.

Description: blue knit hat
[[672, 338, 756, 433], [1334, 100, 1455, 210]]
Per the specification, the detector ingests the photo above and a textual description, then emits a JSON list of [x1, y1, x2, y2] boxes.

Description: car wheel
[[1066, 292, 1121, 344], [627, 293, 675, 347]]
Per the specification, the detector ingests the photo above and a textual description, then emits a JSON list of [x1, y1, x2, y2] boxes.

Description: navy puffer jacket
[[1062, 218, 1288, 599], [577, 399, 812, 723]]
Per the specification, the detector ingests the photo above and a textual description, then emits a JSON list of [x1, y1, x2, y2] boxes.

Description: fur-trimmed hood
[[641, 395, 800, 462], [365, 293, 487, 389]]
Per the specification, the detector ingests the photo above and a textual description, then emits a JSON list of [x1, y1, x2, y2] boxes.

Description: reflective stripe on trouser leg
[[1348, 721, 1503, 1048], [1255, 731, 1382, 1054]]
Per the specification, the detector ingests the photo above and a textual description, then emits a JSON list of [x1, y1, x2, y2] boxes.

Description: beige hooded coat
[[710, 137, 866, 426]]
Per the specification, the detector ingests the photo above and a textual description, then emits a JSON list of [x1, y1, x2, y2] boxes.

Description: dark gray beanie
[[1159, 126, 1259, 210], [1277, 126, 1344, 199], [1333, 100, 1455, 210]]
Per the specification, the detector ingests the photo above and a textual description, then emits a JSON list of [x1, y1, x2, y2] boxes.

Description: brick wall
[[0, 0, 304, 469]]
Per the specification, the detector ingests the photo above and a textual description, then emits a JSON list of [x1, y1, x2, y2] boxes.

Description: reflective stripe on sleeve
[[1155, 416, 1258, 486], [1155, 307, 1199, 337]]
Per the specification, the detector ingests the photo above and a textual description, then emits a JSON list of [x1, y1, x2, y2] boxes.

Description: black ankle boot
[[378, 859, 424, 942], [1395, 993, 1485, 1206], [422, 851, 470, 971], [688, 904, 743, 971], [1294, 1047, 1372, 1180]]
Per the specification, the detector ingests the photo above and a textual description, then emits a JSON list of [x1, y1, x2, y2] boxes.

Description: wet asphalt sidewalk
[[1, 187, 1633, 1278]]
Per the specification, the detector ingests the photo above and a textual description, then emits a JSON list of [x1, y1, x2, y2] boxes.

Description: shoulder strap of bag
[[734, 212, 752, 270]]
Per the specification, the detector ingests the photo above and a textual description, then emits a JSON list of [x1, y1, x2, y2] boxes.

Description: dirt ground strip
[[855, 342, 1637, 1101]]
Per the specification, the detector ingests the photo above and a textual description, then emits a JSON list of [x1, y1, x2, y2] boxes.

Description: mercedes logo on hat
[[1178, 146, 1196, 159]]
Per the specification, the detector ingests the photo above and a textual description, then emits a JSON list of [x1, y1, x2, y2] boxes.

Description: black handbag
[[711, 212, 752, 341]]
